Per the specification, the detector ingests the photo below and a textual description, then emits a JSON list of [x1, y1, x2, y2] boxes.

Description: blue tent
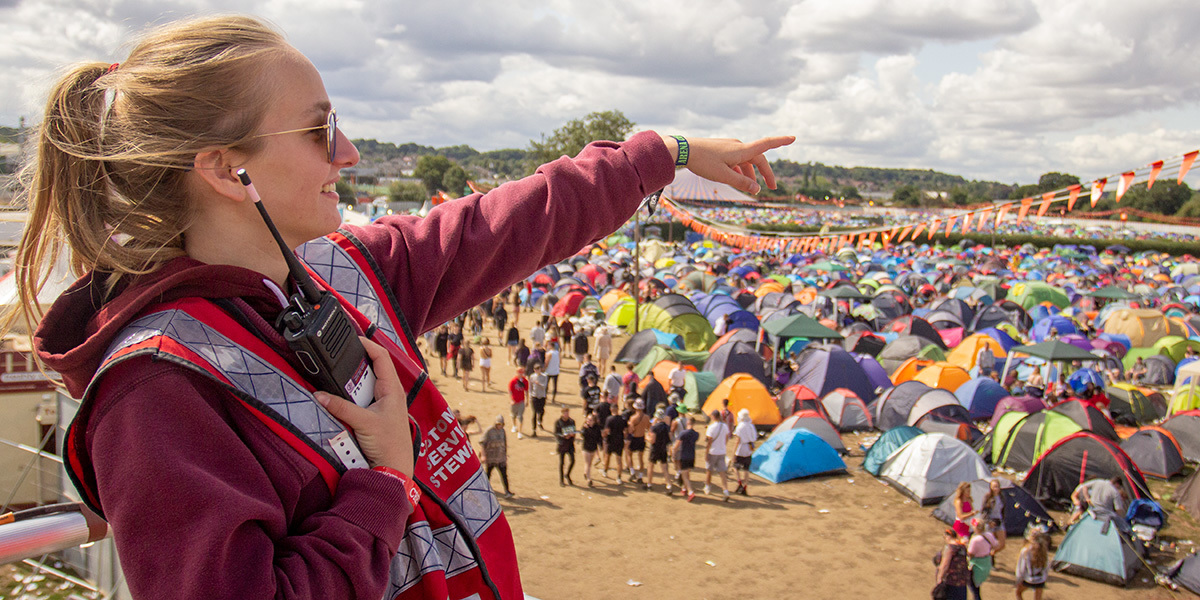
[[750, 429, 845, 483], [1030, 315, 1078, 342], [788, 345, 877, 404], [862, 426, 923, 476], [976, 327, 1018, 353], [954, 377, 1008, 420], [1067, 368, 1105, 393], [1052, 512, 1143, 586]]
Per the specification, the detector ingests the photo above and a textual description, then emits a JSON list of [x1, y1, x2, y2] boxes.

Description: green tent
[[1087, 286, 1139, 301], [991, 411, 1082, 469], [819, 286, 870, 301], [761, 313, 843, 340], [1010, 281, 1070, 310], [1154, 335, 1200, 362], [630, 303, 715, 352], [918, 344, 947, 362], [632, 346, 711, 379], [1009, 340, 1100, 362], [606, 299, 636, 327]]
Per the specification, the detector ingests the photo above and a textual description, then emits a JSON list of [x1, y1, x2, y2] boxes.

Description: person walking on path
[[448, 326, 463, 377], [704, 410, 732, 501], [508, 367, 530, 439], [647, 409, 671, 493], [559, 319, 574, 352], [732, 409, 756, 496], [966, 519, 997, 600], [626, 399, 650, 484], [545, 342, 561, 403], [668, 363, 688, 399], [1014, 529, 1049, 600], [672, 415, 699, 502], [621, 363, 639, 405], [492, 302, 507, 337], [603, 407, 627, 483], [511, 284, 522, 327], [505, 325, 520, 365], [529, 364, 549, 436], [581, 412, 603, 487], [603, 366, 622, 407], [514, 338, 530, 370], [479, 339, 493, 389], [581, 373, 602, 415], [596, 327, 612, 374], [573, 329, 589, 364], [481, 416, 513, 498], [935, 528, 972, 600], [530, 319, 545, 348], [553, 407, 577, 486], [434, 325, 449, 376], [457, 338, 475, 391]]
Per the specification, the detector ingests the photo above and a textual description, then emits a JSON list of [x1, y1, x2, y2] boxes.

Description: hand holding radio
[[315, 338, 415, 475]]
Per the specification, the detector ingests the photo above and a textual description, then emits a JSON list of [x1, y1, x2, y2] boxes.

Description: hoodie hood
[[35, 257, 286, 398]]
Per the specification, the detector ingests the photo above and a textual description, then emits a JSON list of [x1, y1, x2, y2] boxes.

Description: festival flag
[[1148, 161, 1164, 189], [1017, 197, 1033, 223], [944, 215, 956, 237], [1036, 195, 1051, 217], [898, 225, 913, 242], [1115, 171, 1135, 203], [1090, 178, 1106, 207], [1181, 151, 1199, 184], [1066, 185, 1082, 211], [880, 231, 891, 251], [977, 207, 992, 231], [928, 219, 940, 240], [962, 212, 973, 234], [909, 223, 924, 241], [994, 204, 1009, 228], [866, 232, 877, 247]]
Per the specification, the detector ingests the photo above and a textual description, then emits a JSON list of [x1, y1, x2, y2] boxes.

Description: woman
[[480, 338, 493, 388], [459, 337, 476, 391], [966, 519, 998, 600], [1014, 529, 1049, 600], [980, 479, 1007, 553], [953, 481, 976, 538], [935, 528, 972, 600], [580, 411, 603, 488], [14, 15, 790, 600]]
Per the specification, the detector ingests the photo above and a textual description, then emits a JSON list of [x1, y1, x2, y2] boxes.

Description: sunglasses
[[251, 108, 338, 162]]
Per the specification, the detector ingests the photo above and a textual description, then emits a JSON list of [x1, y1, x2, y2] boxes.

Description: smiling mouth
[[321, 183, 337, 193]]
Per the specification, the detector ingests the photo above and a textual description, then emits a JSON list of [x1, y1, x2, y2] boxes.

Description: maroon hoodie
[[35, 132, 673, 599]]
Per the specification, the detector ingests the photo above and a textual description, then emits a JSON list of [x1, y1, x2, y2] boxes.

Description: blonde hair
[[1023, 532, 1048, 568], [7, 15, 289, 334]]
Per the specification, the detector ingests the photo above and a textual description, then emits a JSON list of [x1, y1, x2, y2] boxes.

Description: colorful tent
[[1120, 427, 1184, 479], [932, 478, 1059, 536], [819, 389, 873, 432], [1022, 432, 1151, 508], [750, 429, 846, 483], [862, 426, 923, 476], [879, 433, 991, 505], [1162, 410, 1200, 462], [703, 373, 782, 426], [1052, 512, 1144, 586], [771, 410, 846, 454]]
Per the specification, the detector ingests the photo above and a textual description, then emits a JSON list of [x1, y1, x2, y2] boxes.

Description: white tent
[[879, 433, 991, 505], [663, 169, 755, 203]]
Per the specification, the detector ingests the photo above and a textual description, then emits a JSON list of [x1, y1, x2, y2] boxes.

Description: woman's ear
[[192, 149, 248, 202]]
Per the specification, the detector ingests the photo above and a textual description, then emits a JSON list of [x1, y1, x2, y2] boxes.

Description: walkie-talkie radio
[[237, 169, 377, 408]]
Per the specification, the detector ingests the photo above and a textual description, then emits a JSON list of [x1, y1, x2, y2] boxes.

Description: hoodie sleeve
[[343, 131, 675, 335], [87, 358, 410, 600]]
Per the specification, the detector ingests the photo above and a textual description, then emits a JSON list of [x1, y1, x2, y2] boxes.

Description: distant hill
[[0, 127, 20, 144], [769, 159, 1012, 200]]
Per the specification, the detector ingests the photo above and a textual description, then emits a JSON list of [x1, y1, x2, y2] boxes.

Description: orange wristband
[[372, 466, 421, 506]]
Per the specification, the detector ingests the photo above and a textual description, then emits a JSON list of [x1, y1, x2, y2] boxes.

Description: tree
[[948, 187, 970, 206], [893, 184, 922, 207], [335, 180, 355, 204], [442, 165, 469, 198], [528, 110, 635, 166], [839, 185, 862, 200], [414, 155, 453, 195], [1124, 181, 1192, 215], [388, 181, 428, 204], [1009, 171, 1080, 200]]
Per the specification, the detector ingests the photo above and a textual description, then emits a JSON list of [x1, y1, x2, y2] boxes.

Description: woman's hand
[[315, 338, 415, 475], [663, 135, 796, 195]]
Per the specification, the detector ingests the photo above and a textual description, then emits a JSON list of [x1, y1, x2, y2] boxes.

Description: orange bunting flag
[[881, 231, 891, 251], [898, 225, 913, 242], [889, 225, 901, 242], [1181, 151, 1199, 184], [1115, 171, 1135, 203], [994, 204, 1009, 228], [866, 232, 877, 247], [928, 219, 940, 240], [1090, 178, 1106, 207], [1067, 185, 1082, 211], [1017, 198, 1033, 223], [1036, 195, 1051, 217], [961, 212, 973, 234], [977, 207, 992, 231], [1148, 161, 1164, 189], [909, 223, 924, 241], [945, 215, 957, 237]]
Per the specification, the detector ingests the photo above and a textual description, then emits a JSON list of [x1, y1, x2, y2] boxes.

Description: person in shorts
[[447, 326, 463, 377], [732, 408, 756, 496], [672, 415, 699, 502], [625, 399, 649, 485], [704, 409, 732, 501], [603, 408, 627, 483], [508, 367, 529, 439], [553, 407, 576, 486], [434, 325, 449, 375], [646, 409, 671, 493], [580, 411, 603, 487]]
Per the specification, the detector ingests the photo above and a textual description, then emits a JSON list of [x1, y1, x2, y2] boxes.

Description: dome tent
[[1052, 512, 1144, 586], [703, 374, 781, 426], [932, 478, 1059, 536], [862, 426, 924, 476], [1022, 432, 1151, 509], [770, 410, 846, 454], [879, 433, 991, 505], [750, 428, 846, 483], [787, 345, 877, 405], [1162, 410, 1200, 462], [1120, 427, 1184, 479]]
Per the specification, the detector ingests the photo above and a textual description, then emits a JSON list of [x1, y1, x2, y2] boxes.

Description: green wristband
[[670, 135, 689, 167]]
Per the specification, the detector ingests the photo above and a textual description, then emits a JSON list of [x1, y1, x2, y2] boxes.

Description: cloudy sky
[[3, 0, 1199, 183]]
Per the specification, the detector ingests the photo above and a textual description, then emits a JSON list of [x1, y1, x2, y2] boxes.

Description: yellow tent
[[1101, 308, 1172, 348], [911, 363, 972, 392], [946, 334, 1007, 371], [599, 289, 631, 312], [891, 358, 935, 385], [1171, 361, 1200, 414], [702, 374, 781, 425], [754, 281, 786, 297]]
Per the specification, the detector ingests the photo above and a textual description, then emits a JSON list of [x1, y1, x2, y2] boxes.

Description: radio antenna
[[237, 169, 324, 304]]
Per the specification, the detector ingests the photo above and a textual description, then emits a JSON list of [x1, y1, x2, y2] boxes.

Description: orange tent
[[946, 333, 1006, 371], [643, 360, 696, 392], [702, 374, 781, 425], [891, 358, 935, 385], [911, 363, 972, 392]]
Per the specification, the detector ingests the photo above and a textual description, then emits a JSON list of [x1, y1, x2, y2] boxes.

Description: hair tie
[[106, 63, 119, 74]]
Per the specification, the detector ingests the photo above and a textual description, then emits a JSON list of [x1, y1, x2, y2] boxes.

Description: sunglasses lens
[[327, 111, 338, 162]]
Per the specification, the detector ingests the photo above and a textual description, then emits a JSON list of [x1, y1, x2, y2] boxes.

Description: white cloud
[[2, 0, 1199, 184]]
